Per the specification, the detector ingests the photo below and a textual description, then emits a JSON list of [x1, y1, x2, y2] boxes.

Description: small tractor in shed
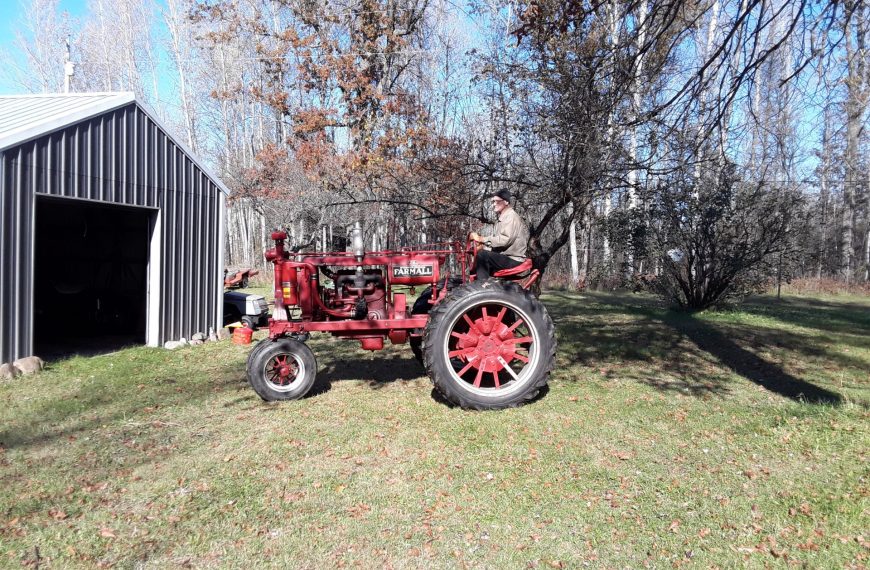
[[245, 224, 556, 409]]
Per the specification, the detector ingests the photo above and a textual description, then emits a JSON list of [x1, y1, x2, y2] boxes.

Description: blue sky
[[0, 0, 87, 43], [0, 0, 88, 93]]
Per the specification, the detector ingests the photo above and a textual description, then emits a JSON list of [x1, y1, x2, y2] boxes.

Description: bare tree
[[2, 0, 72, 93]]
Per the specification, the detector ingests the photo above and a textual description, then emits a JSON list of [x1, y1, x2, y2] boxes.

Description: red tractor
[[246, 224, 556, 409]]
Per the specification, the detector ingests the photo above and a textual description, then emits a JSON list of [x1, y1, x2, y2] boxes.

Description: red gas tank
[[390, 254, 440, 285]]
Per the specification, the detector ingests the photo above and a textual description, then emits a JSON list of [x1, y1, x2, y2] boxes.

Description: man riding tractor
[[468, 189, 530, 281]]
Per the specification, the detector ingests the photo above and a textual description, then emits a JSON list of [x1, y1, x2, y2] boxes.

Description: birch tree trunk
[[842, 0, 867, 281], [694, 0, 720, 184], [164, 0, 197, 151], [817, 105, 831, 279], [625, 0, 648, 275], [581, 212, 591, 285], [601, 0, 620, 267], [569, 216, 579, 288]]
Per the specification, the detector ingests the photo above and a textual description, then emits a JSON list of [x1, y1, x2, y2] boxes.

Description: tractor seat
[[493, 258, 533, 278]]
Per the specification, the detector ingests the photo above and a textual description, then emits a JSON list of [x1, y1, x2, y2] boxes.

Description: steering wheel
[[466, 238, 483, 279]]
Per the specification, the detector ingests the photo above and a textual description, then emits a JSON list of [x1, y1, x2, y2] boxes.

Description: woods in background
[[5, 0, 868, 309]]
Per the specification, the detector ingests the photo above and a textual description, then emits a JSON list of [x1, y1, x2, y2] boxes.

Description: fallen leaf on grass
[[668, 520, 681, 533], [698, 528, 711, 538], [347, 503, 370, 518], [283, 492, 305, 502], [99, 527, 117, 538], [48, 508, 68, 520]]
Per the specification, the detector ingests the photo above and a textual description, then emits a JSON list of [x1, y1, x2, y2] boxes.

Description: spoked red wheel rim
[[443, 300, 539, 395], [264, 352, 306, 392]]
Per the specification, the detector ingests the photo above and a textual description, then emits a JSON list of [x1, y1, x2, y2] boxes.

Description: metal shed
[[0, 92, 227, 363]]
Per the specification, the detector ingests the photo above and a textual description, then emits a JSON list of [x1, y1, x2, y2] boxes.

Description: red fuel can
[[232, 326, 253, 345]]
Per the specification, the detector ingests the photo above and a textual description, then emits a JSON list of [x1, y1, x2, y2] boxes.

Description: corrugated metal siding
[[0, 146, 36, 361], [0, 102, 224, 363]]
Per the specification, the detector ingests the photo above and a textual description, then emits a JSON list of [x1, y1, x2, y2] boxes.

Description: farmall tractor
[[245, 224, 556, 410]]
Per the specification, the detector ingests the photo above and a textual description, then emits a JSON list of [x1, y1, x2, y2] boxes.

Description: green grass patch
[[1, 291, 868, 568]]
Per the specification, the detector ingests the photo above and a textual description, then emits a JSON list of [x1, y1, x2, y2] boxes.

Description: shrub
[[646, 165, 805, 311]]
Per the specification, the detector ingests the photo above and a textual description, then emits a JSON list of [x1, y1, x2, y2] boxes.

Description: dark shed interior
[[33, 197, 151, 358]]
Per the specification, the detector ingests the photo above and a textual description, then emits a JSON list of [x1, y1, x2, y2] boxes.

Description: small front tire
[[247, 338, 317, 401]]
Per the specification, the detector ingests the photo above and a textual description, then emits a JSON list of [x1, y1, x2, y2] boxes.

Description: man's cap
[[488, 189, 512, 204]]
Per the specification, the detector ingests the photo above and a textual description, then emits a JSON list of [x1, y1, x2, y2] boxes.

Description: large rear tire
[[422, 280, 555, 410], [247, 338, 317, 401]]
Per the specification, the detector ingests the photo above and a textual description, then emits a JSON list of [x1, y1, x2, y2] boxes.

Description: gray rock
[[178, 337, 188, 345], [164, 341, 185, 350], [189, 339, 204, 346], [207, 327, 219, 342], [218, 329, 231, 340], [13, 356, 44, 375], [191, 332, 206, 342], [0, 363, 18, 380]]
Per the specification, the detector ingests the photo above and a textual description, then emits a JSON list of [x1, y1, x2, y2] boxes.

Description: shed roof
[[0, 92, 229, 195]]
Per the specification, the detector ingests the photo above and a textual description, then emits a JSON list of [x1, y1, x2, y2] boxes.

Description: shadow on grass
[[546, 291, 853, 405], [0, 357, 246, 451], [662, 313, 842, 404], [309, 353, 425, 397]]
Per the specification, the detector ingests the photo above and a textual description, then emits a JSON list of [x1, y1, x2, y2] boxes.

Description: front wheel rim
[[263, 351, 306, 393], [441, 298, 540, 397]]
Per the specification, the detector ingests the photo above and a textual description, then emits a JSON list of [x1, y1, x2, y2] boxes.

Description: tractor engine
[[265, 226, 444, 329], [328, 269, 387, 320]]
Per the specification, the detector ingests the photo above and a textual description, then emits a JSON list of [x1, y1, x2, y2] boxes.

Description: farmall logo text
[[393, 264, 434, 277]]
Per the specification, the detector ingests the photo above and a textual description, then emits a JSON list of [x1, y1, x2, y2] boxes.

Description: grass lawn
[[1, 291, 867, 568]]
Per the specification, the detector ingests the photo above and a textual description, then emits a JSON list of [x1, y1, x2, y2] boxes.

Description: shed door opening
[[34, 197, 152, 358]]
